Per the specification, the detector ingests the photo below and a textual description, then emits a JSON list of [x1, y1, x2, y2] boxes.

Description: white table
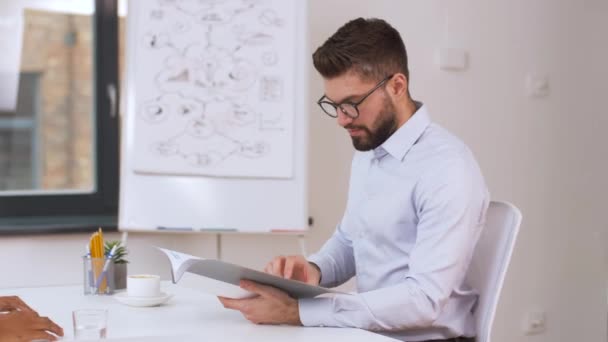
[[0, 282, 396, 341]]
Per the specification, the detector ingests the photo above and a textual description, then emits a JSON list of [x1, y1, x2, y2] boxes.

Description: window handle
[[107, 83, 117, 118]]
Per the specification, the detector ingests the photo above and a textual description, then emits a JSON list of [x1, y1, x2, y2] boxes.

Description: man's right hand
[[264, 255, 321, 286]]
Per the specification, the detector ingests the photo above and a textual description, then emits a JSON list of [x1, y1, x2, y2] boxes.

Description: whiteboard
[[119, 0, 308, 233]]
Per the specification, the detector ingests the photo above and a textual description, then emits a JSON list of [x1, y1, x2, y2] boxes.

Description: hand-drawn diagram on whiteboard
[[131, 0, 296, 178]]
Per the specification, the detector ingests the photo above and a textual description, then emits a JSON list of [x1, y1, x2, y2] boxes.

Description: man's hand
[[0, 296, 36, 313], [218, 280, 301, 325], [264, 255, 321, 285], [0, 310, 64, 342]]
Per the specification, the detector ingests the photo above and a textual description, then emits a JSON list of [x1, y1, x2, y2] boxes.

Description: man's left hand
[[218, 280, 301, 325]]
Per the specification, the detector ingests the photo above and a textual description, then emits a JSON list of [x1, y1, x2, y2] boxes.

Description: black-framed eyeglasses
[[317, 74, 394, 119]]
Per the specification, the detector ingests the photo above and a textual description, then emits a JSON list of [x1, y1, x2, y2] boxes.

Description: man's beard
[[347, 99, 398, 151]]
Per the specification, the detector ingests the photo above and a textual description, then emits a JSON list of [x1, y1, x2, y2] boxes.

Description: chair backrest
[[466, 201, 522, 342]]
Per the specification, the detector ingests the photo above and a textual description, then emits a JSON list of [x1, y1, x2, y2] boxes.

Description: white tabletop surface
[[0, 282, 397, 341]]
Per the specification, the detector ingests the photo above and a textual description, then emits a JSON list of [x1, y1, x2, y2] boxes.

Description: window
[[0, 0, 119, 233], [0, 73, 41, 191]]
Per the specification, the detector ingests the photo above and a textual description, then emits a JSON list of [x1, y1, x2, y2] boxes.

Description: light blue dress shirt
[[300, 102, 489, 341]]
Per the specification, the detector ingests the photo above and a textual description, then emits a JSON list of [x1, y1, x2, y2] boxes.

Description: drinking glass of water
[[72, 309, 108, 340]]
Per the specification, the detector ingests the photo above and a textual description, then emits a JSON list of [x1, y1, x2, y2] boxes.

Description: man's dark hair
[[312, 18, 409, 83]]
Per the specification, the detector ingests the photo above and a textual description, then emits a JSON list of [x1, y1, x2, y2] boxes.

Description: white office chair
[[466, 201, 522, 342]]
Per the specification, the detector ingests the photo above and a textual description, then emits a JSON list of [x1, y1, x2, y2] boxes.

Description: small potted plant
[[105, 241, 129, 290]]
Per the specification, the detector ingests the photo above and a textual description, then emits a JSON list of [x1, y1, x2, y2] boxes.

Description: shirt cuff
[[299, 297, 339, 327], [307, 253, 336, 287]]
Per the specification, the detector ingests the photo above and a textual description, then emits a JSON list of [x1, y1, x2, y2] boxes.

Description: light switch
[[436, 48, 468, 71]]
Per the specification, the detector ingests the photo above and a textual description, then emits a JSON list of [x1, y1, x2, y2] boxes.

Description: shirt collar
[[374, 101, 431, 161]]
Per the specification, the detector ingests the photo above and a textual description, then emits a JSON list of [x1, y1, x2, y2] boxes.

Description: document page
[[157, 247, 344, 299]]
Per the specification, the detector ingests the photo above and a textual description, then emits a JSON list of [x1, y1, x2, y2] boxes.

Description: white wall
[[1, 1, 606, 342]]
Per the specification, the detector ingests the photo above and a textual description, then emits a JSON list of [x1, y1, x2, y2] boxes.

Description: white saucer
[[114, 292, 173, 307]]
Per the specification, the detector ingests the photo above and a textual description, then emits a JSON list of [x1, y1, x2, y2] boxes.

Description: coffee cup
[[127, 274, 161, 297]]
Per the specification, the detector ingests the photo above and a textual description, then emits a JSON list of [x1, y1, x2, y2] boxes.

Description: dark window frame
[[0, 0, 119, 234]]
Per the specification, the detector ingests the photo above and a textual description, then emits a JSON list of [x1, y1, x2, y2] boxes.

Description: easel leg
[[216, 233, 222, 260], [298, 235, 308, 257], [121, 232, 129, 247]]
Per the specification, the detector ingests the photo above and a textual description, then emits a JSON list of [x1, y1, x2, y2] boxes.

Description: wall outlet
[[523, 310, 547, 335], [526, 73, 550, 98]]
